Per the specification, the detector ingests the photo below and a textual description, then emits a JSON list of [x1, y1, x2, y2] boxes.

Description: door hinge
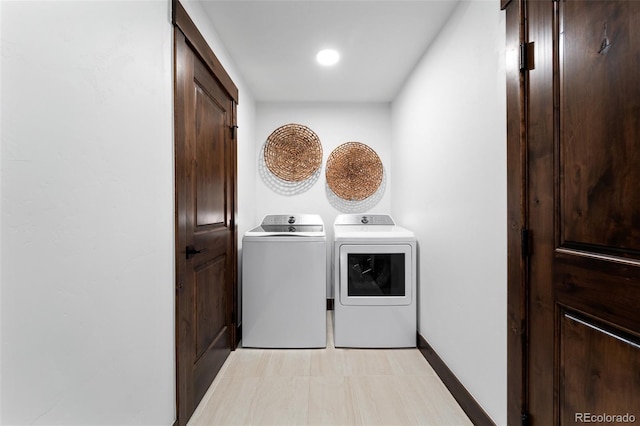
[[230, 124, 238, 139], [519, 42, 535, 72], [521, 412, 530, 426], [521, 228, 533, 258]]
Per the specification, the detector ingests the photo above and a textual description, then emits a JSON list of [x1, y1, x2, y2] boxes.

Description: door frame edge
[[505, 0, 529, 424]]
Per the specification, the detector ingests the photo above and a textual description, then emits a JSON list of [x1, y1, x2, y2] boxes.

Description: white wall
[[1, 1, 258, 424], [0, 2, 3, 422], [391, 1, 507, 424], [1, 1, 175, 424], [255, 102, 392, 296]]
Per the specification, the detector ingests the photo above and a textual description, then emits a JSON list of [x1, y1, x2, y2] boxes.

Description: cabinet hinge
[[521, 228, 533, 258], [519, 42, 535, 72], [230, 124, 238, 140], [521, 412, 530, 426]]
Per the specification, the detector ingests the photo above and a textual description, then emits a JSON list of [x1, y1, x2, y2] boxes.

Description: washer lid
[[245, 224, 324, 237], [249, 224, 323, 234], [245, 214, 325, 237]]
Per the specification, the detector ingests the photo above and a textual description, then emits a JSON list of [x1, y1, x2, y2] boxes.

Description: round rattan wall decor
[[326, 142, 384, 201], [264, 123, 323, 182]]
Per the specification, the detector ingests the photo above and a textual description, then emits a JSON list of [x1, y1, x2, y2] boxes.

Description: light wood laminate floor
[[188, 313, 472, 426]]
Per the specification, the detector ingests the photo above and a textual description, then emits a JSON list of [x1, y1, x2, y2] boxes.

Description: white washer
[[242, 214, 326, 348], [333, 214, 417, 348]]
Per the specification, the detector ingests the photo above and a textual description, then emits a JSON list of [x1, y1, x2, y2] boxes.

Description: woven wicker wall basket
[[326, 142, 383, 201], [264, 124, 323, 182]]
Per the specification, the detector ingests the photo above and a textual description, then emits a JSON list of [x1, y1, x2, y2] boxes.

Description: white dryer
[[333, 214, 417, 348], [242, 214, 326, 348]]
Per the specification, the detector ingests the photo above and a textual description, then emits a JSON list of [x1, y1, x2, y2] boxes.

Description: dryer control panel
[[334, 214, 395, 226]]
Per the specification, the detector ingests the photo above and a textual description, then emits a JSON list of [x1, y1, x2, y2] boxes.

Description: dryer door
[[339, 244, 412, 306]]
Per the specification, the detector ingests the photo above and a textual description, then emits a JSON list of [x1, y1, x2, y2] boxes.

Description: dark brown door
[[507, 0, 640, 424], [173, 4, 238, 424]]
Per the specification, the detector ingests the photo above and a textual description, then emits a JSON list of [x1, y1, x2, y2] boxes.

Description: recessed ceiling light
[[316, 49, 340, 66]]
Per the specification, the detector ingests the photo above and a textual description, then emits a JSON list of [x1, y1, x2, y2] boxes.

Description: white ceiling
[[199, 0, 460, 103]]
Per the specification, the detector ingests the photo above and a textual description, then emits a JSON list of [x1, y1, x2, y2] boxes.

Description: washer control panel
[[261, 214, 323, 226]]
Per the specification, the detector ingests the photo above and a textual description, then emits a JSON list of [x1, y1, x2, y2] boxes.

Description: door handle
[[185, 245, 207, 259]]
